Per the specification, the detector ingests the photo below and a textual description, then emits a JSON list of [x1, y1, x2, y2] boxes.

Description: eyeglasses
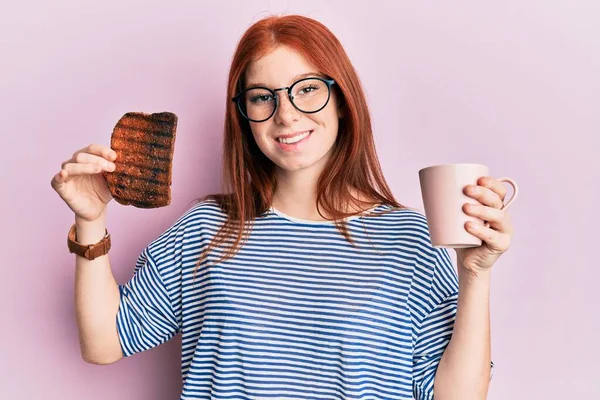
[[231, 77, 336, 123]]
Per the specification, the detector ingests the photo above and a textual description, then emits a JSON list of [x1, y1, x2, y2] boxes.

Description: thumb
[[50, 170, 67, 191]]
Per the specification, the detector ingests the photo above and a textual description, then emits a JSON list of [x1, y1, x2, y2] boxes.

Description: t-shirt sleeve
[[411, 246, 495, 400], [411, 246, 459, 400], [116, 217, 186, 357]]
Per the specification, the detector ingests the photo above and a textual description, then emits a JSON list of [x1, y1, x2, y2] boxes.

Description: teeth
[[278, 131, 310, 144]]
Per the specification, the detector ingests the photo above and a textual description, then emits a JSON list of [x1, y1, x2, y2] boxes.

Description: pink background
[[2, 0, 598, 398]]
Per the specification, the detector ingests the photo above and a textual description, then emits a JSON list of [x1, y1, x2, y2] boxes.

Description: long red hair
[[192, 15, 409, 274]]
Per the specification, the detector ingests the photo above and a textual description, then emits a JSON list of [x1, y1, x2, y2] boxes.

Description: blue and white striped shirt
[[117, 199, 466, 399]]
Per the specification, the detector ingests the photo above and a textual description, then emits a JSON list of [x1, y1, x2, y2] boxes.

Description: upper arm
[[116, 246, 181, 357]]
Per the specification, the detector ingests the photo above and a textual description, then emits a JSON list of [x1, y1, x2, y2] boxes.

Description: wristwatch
[[67, 223, 111, 260]]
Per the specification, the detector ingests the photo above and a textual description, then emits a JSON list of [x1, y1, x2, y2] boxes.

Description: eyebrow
[[245, 72, 327, 89]]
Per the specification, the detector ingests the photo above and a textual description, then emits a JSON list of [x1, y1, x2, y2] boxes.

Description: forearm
[[74, 212, 123, 364], [433, 267, 492, 400]]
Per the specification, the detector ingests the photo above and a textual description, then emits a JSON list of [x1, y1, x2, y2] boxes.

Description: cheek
[[324, 96, 341, 126], [249, 124, 274, 151], [320, 108, 340, 135]]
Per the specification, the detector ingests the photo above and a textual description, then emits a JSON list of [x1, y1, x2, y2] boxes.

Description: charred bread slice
[[104, 111, 177, 208]]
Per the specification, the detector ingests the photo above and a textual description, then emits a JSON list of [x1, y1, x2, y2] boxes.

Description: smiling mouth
[[276, 130, 313, 144]]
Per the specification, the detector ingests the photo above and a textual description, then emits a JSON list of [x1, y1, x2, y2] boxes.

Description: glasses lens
[[291, 78, 330, 113], [241, 88, 275, 121]]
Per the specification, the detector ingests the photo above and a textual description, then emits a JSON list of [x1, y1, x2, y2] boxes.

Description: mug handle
[[483, 177, 519, 228]]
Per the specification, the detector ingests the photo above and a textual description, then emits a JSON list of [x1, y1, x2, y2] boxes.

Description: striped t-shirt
[[116, 199, 464, 400]]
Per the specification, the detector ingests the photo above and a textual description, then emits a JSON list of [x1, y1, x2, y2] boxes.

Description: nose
[[273, 90, 300, 125]]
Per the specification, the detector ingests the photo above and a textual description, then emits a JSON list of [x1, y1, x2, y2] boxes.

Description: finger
[[50, 169, 68, 190], [72, 144, 117, 163], [465, 220, 511, 252], [463, 203, 511, 233], [478, 176, 507, 203], [62, 162, 108, 177], [464, 183, 504, 209], [85, 143, 117, 160], [62, 152, 116, 171]]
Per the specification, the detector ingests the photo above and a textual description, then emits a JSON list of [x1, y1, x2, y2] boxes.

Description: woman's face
[[243, 45, 343, 175]]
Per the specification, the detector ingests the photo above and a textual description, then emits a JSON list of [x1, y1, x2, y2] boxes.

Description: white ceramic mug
[[418, 163, 519, 248]]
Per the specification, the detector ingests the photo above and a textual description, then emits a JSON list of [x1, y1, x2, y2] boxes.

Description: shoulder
[[374, 205, 429, 230], [370, 205, 449, 266], [382, 207, 459, 306], [367, 205, 433, 245], [181, 198, 229, 225], [145, 198, 227, 253]]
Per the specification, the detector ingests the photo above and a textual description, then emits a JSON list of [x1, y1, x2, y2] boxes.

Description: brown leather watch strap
[[67, 223, 111, 260]]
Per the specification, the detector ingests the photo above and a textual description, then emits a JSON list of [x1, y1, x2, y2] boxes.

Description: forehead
[[244, 45, 320, 87]]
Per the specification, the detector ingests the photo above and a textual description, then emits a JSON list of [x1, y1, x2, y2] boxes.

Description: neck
[[273, 164, 325, 220], [272, 169, 377, 222]]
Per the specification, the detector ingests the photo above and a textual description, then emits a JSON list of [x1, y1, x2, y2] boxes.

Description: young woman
[[51, 14, 513, 400]]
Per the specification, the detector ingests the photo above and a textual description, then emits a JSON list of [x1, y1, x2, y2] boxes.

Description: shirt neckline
[[268, 204, 385, 225]]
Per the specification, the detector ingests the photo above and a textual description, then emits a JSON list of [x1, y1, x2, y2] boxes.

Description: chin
[[274, 160, 312, 172], [277, 152, 331, 173]]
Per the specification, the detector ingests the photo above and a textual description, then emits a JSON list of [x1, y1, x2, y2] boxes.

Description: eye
[[298, 85, 319, 95], [249, 94, 274, 104]]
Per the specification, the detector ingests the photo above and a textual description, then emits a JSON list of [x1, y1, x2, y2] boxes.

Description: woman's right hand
[[51, 144, 118, 222]]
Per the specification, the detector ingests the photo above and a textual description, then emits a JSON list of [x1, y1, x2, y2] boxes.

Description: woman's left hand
[[455, 176, 515, 274]]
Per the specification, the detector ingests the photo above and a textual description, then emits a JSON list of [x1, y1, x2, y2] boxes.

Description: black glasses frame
[[231, 77, 336, 123]]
